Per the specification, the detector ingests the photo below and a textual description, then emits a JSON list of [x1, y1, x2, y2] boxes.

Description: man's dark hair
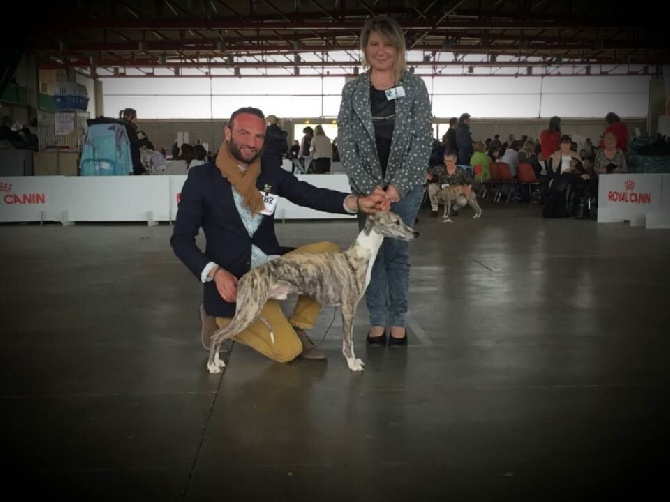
[[121, 108, 137, 120], [228, 107, 265, 129]]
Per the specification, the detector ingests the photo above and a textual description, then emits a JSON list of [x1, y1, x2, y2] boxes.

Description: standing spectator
[[261, 114, 289, 168], [287, 140, 300, 160], [337, 14, 432, 347], [456, 113, 473, 166], [298, 126, 314, 172], [309, 125, 332, 174], [539, 115, 562, 161], [442, 117, 458, 153], [19, 127, 39, 151], [119, 108, 150, 175], [171, 141, 180, 160], [598, 112, 629, 154]]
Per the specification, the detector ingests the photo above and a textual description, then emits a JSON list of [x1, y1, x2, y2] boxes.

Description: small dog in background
[[438, 184, 482, 222], [205, 211, 416, 375]]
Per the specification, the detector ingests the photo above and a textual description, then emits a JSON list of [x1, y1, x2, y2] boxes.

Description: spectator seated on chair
[[544, 135, 591, 218], [469, 140, 491, 195]]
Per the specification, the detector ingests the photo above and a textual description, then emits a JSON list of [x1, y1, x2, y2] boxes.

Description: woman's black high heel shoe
[[388, 328, 407, 348], [366, 330, 387, 347]]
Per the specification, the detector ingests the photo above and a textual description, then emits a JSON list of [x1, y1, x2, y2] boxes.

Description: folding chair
[[493, 162, 516, 203], [516, 162, 542, 203], [474, 164, 496, 200]]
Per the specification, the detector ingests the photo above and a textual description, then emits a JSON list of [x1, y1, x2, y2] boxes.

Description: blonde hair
[[473, 141, 486, 153], [314, 125, 325, 136], [360, 15, 407, 83], [523, 139, 535, 154]]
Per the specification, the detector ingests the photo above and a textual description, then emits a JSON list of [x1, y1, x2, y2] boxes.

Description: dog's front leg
[[340, 301, 364, 372], [442, 189, 453, 222]]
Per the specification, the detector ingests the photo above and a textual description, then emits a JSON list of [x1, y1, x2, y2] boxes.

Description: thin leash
[[314, 305, 339, 346], [258, 305, 338, 346]]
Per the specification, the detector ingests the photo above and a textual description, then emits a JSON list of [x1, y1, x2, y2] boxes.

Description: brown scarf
[[215, 141, 264, 215]]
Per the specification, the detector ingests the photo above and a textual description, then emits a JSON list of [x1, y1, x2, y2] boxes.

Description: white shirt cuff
[[344, 194, 358, 214], [201, 262, 219, 283]]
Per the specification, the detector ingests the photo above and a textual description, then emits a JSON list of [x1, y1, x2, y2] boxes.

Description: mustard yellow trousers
[[216, 240, 340, 362]]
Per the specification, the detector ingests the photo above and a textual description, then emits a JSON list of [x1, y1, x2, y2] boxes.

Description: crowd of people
[[425, 109, 630, 219]]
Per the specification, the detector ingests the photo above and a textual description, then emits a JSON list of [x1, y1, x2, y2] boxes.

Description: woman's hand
[[385, 185, 401, 203], [358, 192, 391, 213]]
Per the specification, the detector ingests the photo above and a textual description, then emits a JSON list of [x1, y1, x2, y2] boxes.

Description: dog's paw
[[473, 213, 482, 219], [347, 358, 366, 372], [206, 357, 226, 374], [206, 362, 222, 374], [442, 218, 453, 223]]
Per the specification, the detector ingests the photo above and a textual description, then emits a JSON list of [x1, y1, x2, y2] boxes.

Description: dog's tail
[[208, 272, 272, 349]]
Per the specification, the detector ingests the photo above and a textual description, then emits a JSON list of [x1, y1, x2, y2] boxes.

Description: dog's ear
[[367, 211, 381, 223], [362, 211, 380, 235]]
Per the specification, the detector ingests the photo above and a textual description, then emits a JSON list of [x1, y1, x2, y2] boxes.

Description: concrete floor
[[1, 201, 669, 501]]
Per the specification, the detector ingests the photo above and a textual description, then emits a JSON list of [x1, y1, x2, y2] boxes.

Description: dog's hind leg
[[340, 299, 365, 372], [206, 279, 269, 374], [206, 323, 236, 374], [467, 192, 481, 218], [469, 192, 483, 218]]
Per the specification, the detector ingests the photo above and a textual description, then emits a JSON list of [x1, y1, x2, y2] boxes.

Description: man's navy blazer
[[170, 160, 353, 317]]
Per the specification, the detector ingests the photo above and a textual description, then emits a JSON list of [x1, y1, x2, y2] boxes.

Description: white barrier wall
[[0, 174, 355, 224], [597, 174, 670, 229]]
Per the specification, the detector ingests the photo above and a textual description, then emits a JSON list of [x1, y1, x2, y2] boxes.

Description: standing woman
[[539, 115, 562, 162], [337, 14, 433, 347], [309, 125, 332, 173]]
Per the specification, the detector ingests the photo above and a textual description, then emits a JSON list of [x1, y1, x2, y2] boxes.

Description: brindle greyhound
[[206, 210, 416, 374]]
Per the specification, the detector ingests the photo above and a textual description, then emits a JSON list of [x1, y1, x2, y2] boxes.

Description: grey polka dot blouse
[[337, 71, 433, 196]]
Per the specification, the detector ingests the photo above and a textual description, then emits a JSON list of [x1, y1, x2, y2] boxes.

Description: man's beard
[[229, 139, 262, 164]]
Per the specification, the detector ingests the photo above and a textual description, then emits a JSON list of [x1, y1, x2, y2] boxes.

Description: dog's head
[[365, 211, 416, 241]]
